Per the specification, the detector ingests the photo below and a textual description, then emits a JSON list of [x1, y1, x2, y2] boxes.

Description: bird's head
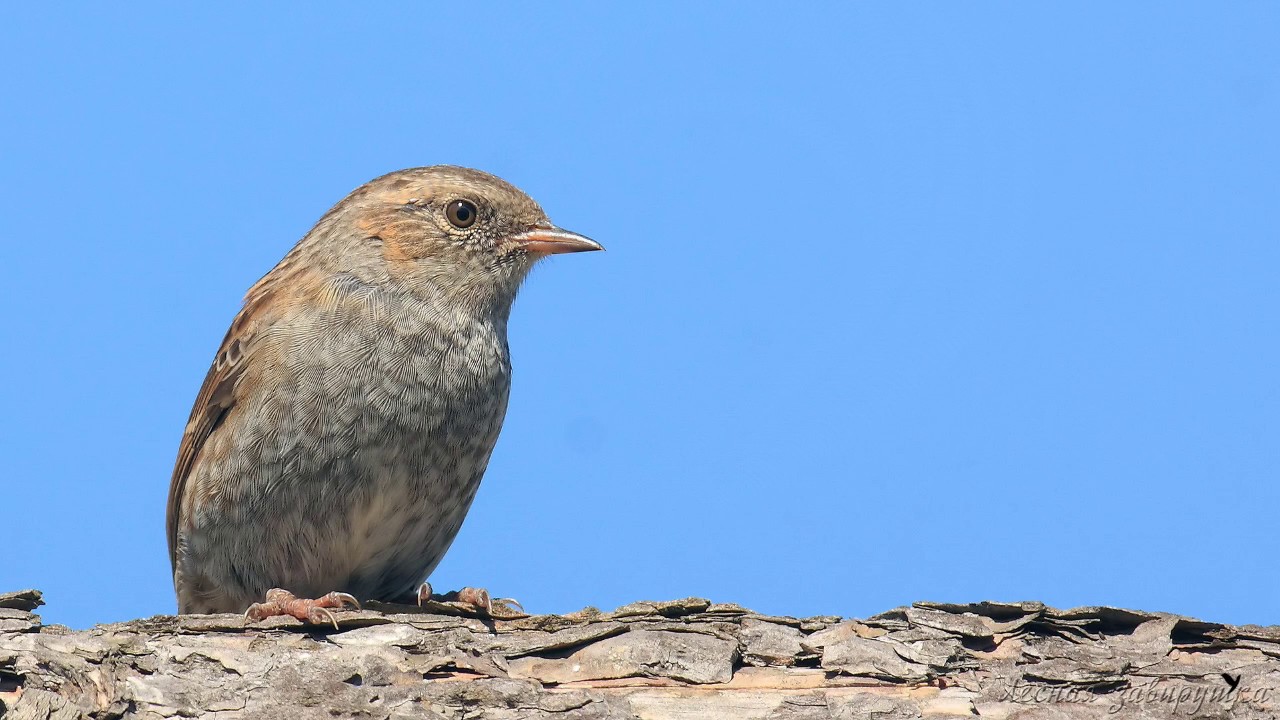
[[299, 166, 601, 314]]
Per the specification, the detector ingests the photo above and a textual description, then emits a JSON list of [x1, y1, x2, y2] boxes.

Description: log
[[1, 590, 1277, 719]]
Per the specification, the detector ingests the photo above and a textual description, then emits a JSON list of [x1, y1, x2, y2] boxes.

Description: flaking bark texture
[[2, 589, 1278, 719]]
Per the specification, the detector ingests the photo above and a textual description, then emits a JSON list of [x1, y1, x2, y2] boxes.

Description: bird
[[166, 166, 602, 623]]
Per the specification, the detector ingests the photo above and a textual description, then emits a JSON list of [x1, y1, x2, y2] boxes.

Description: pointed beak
[[510, 225, 604, 255]]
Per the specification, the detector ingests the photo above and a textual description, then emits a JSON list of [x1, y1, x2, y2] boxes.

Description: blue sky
[[3, 4, 1277, 629]]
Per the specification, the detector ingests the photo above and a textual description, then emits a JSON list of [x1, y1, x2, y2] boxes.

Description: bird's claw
[[414, 582, 527, 619], [456, 586, 493, 613], [494, 597, 525, 613], [309, 607, 340, 630], [244, 588, 361, 629]]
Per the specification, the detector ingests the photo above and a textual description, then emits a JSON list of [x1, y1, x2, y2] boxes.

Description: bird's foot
[[245, 588, 361, 629], [417, 582, 527, 619]]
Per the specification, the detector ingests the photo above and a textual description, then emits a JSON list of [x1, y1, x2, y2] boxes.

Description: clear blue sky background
[[3, 4, 1277, 630]]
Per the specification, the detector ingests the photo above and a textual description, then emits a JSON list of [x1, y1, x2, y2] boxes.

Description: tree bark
[[2, 590, 1277, 719]]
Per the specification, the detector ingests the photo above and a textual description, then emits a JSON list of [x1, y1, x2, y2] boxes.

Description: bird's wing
[[166, 278, 288, 573]]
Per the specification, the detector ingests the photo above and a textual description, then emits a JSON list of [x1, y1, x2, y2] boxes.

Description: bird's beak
[[511, 225, 604, 255]]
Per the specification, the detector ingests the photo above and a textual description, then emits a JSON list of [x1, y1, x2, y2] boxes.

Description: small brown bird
[[166, 166, 601, 622]]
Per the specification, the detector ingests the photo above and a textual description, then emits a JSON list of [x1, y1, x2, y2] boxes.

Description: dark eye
[[446, 199, 478, 229]]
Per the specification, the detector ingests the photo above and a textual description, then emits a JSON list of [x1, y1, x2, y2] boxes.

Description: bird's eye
[[446, 199, 478, 229]]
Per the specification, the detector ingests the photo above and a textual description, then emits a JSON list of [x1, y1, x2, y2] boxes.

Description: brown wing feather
[[165, 283, 281, 572]]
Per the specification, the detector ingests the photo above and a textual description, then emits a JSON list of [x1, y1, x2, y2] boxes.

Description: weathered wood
[[1, 588, 1277, 719]]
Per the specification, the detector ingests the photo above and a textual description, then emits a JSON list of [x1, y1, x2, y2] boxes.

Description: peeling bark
[[1, 589, 1277, 719]]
